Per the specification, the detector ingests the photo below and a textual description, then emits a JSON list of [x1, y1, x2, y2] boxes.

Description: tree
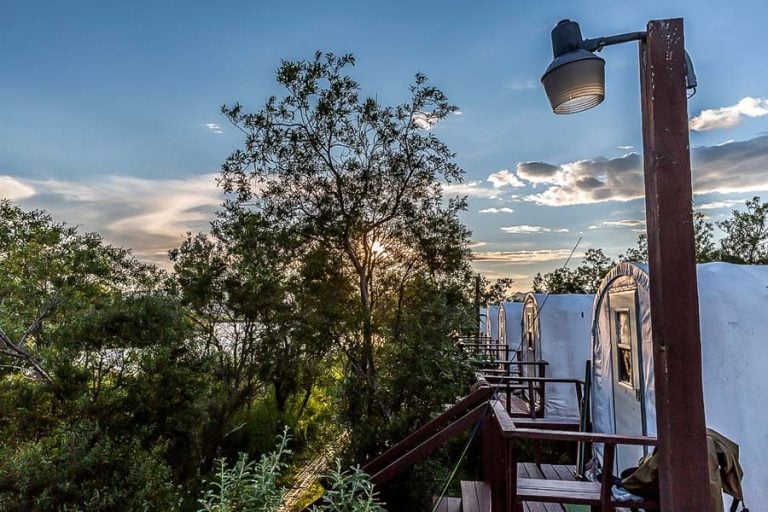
[[693, 211, 717, 262], [170, 218, 351, 461], [532, 248, 613, 294], [477, 276, 517, 304], [0, 201, 211, 508], [717, 196, 768, 264], [0, 200, 166, 396], [216, 51, 474, 433], [622, 208, 716, 264]]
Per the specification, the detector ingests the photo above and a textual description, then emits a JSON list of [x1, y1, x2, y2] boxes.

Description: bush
[[197, 429, 291, 512], [0, 421, 180, 511], [312, 464, 385, 512]]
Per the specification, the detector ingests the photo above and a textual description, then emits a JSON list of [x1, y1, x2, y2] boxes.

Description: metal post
[[475, 274, 482, 337], [639, 18, 710, 510]]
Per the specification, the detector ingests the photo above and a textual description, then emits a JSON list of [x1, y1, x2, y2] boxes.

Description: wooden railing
[[482, 373, 584, 421], [457, 339, 510, 368], [352, 368, 656, 511], [483, 399, 659, 511], [363, 382, 493, 485]]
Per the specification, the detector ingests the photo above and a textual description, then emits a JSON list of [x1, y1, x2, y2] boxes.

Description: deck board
[[517, 464, 579, 512], [460, 481, 491, 512], [433, 496, 462, 512]]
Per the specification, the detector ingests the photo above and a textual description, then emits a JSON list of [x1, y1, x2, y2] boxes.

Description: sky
[[2, 0, 768, 290]]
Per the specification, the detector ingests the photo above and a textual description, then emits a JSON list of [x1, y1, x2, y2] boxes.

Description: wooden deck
[[517, 463, 578, 512], [516, 463, 641, 512]]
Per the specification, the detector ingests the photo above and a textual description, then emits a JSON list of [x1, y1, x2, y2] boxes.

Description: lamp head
[[541, 20, 605, 114]]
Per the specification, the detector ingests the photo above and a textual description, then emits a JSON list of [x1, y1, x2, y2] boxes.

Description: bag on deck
[[618, 428, 748, 512]]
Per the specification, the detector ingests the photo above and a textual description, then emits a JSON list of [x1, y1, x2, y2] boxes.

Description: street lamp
[[541, 18, 710, 511], [541, 19, 695, 114]]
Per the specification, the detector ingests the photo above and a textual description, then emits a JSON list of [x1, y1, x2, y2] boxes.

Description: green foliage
[[206, 50, 475, 469], [532, 248, 613, 294], [622, 211, 716, 264], [312, 464, 385, 512], [0, 202, 213, 508], [0, 421, 180, 511], [694, 211, 717, 262], [478, 276, 517, 304], [0, 50, 481, 511], [620, 233, 648, 263], [536, 204, 723, 295], [717, 196, 768, 263], [198, 430, 291, 512]]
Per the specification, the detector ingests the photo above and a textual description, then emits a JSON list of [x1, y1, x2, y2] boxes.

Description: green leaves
[[532, 248, 613, 294], [313, 464, 385, 512], [717, 196, 768, 264], [197, 429, 291, 512]]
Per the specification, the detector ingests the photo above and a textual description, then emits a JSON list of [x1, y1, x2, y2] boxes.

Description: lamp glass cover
[[542, 57, 605, 114]]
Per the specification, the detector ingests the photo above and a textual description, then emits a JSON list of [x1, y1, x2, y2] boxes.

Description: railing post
[[481, 410, 508, 512], [506, 437, 518, 512], [527, 379, 536, 419], [600, 442, 616, 510], [539, 362, 547, 418], [506, 379, 512, 416]]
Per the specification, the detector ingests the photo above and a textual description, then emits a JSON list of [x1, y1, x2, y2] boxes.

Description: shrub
[[197, 429, 291, 512]]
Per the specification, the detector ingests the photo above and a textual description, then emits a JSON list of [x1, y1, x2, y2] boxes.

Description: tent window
[[614, 310, 634, 387], [525, 311, 534, 348]]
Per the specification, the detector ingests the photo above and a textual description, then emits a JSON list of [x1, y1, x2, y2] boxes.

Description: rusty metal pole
[[475, 274, 482, 337], [639, 18, 710, 510]]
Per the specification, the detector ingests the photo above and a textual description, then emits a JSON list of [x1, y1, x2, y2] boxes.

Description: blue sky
[[2, 0, 768, 289]]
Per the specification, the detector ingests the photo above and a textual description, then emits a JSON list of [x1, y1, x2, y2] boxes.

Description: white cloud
[[515, 161, 561, 184], [443, 180, 500, 199], [500, 225, 569, 234], [487, 169, 525, 188], [478, 207, 514, 214], [472, 249, 583, 263], [589, 219, 645, 230], [205, 123, 223, 134], [617, 145, 634, 150], [516, 135, 768, 206], [519, 153, 643, 206], [696, 199, 745, 210], [13, 173, 224, 266], [467, 241, 487, 249], [689, 97, 768, 131], [412, 112, 440, 130], [0, 175, 36, 200]]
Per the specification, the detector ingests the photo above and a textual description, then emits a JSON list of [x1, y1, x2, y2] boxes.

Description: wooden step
[[432, 496, 462, 512], [460, 481, 491, 512], [517, 478, 658, 510], [517, 478, 601, 505]]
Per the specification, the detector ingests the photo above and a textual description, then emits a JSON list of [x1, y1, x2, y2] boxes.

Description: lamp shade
[[541, 49, 605, 114]]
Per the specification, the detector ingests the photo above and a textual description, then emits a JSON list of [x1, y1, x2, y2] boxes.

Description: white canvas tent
[[591, 262, 768, 507], [498, 301, 523, 354], [485, 304, 500, 343], [521, 293, 593, 418]]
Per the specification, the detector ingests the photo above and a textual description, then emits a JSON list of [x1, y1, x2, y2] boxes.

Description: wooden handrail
[[489, 400, 657, 445], [484, 375, 583, 384], [505, 427, 658, 446], [363, 383, 492, 475], [370, 402, 489, 485], [483, 360, 552, 367]]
